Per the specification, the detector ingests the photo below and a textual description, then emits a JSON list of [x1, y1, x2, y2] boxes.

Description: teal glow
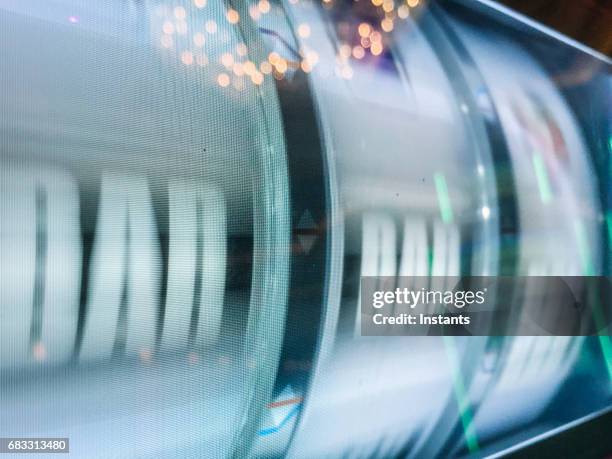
[[532, 153, 552, 204], [444, 336, 480, 453], [598, 334, 612, 381], [434, 173, 454, 224], [573, 220, 595, 276]]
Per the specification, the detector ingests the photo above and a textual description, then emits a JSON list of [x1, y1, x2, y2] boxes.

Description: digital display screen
[[0, 0, 610, 457]]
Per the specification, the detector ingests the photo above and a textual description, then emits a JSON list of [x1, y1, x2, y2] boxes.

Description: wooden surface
[[499, 0, 612, 56]]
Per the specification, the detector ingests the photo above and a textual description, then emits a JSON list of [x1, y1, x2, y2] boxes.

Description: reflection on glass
[[0, 0, 610, 457]]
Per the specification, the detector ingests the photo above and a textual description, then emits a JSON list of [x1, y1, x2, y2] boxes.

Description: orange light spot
[[249, 4, 261, 20], [297, 23, 311, 38], [258, 0, 271, 13], [306, 50, 319, 65], [217, 73, 230, 87], [221, 52, 234, 68], [398, 5, 409, 18], [226, 9, 240, 24], [162, 21, 174, 35], [358, 22, 371, 38], [260, 61, 272, 74], [181, 50, 194, 65], [232, 62, 244, 76], [32, 342, 46, 361], [174, 6, 186, 20], [268, 51, 281, 64], [381, 18, 394, 32], [274, 59, 288, 73], [244, 61, 257, 75], [382, 0, 394, 13]]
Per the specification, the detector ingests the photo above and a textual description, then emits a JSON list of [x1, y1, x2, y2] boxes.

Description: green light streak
[[597, 335, 612, 380], [594, 210, 612, 379], [443, 335, 480, 453], [600, 140, 612, 379], [589, 289, 612, 380], [575, 219, 612, 380], [434, 173, 453, 224], [573, 220, 595, 276], [532, 153, 552, 204]]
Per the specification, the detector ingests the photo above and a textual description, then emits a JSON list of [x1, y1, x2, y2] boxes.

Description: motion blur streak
[[0, 0, 610, 458]]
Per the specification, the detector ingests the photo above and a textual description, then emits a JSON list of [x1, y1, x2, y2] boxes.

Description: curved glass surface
[[0, 0, 610, 458], [0, 1, 290, 457]]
